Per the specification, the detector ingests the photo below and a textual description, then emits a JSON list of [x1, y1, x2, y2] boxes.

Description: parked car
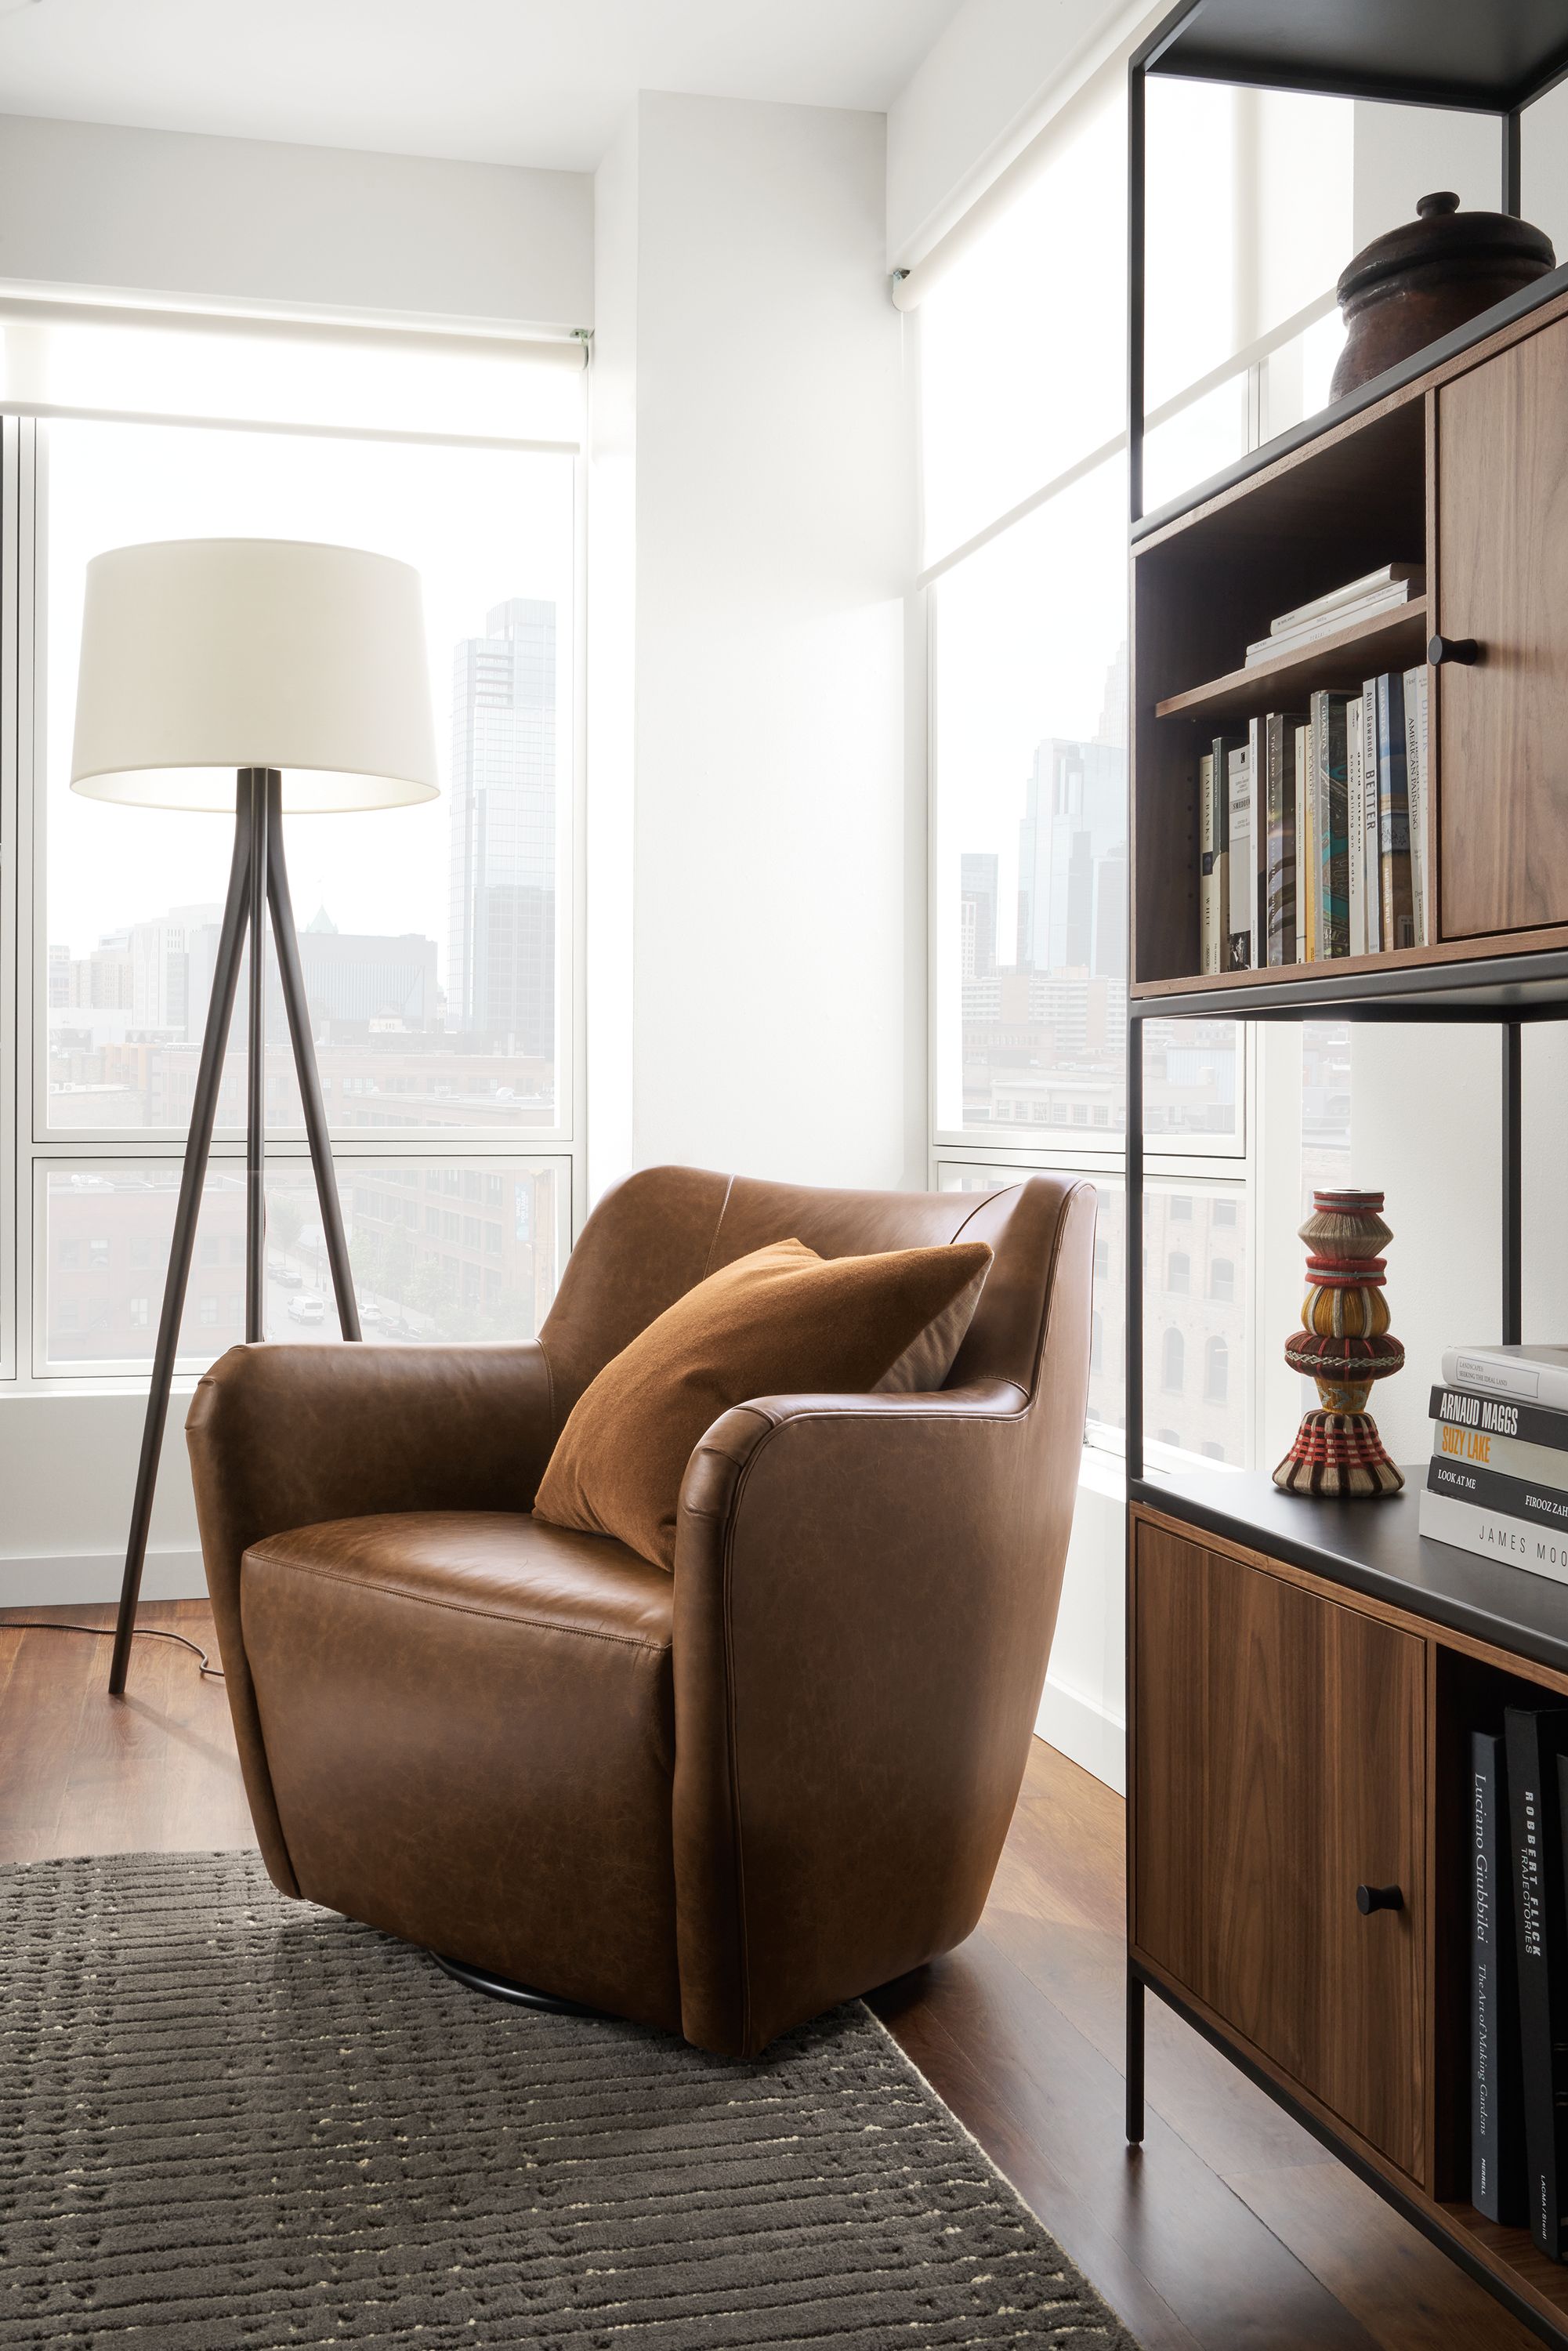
[[359, 1299, 384, 1326], [286, 1294, 325, 1324], [269, 1259, 304, 1288]]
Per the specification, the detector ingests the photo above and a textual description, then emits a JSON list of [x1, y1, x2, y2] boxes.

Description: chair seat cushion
[[240, 1510, 680, 2027]]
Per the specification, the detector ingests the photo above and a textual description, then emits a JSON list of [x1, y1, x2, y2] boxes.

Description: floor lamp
[[67, 538, 439, 1694]]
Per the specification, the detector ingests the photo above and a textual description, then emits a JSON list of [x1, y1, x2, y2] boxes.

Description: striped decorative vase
[[1273, 1186, 1405, 1498]]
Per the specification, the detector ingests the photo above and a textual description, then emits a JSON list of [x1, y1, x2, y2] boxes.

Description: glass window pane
[[44, 418, 574, 1137], [933, 460, 1128, 1140], [918, 88, 1126, 567], [39, 1156, 567, 1371], [936, 1161, 1123, 1444]]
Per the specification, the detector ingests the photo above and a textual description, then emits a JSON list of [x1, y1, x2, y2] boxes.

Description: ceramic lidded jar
[[1331, 190, 1555, 400]]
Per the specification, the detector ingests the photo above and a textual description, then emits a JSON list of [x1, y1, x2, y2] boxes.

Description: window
[[5, 313, 583, 1386], [1205, 1336, 1229, 1403], [922, 60, 1349, 1468]]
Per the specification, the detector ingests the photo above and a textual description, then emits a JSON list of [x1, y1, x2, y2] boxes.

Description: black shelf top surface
[[1140, 0, 1568, 114], [1130, 944, 1568, 1023], [1132, 261, 1568, 545], [1135, 1464, 1568, 1678]]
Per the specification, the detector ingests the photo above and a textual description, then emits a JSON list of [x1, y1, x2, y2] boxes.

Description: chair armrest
[[670, 1378, 1077, 2056], [186, 1339, 554, 1893]]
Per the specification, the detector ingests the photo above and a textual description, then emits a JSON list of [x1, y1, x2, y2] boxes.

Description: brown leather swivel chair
[[187, 1165, 1095, 2057]]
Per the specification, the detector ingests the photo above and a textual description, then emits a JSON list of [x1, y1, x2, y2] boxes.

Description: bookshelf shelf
[[1153, 597, 1428, 723], [1126, 5, 1568, 2338]]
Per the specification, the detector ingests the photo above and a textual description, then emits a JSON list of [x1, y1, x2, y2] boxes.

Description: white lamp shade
[[70, 538, 440, 813]]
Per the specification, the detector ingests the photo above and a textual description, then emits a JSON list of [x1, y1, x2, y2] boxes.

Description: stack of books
[[1243, 563, 1425, 667], [1197, 668, 1429, 973], [1421, 1346, 1568, 1579]]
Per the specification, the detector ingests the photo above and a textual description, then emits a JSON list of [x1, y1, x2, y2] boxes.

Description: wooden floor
[[0, 1601, 1538, 2351]]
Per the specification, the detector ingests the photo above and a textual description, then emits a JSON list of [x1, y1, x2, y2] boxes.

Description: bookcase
[[1124, 6, 1568, 2345]]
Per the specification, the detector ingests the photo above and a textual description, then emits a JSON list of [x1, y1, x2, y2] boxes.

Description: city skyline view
[[47, 585, 563, 1134]]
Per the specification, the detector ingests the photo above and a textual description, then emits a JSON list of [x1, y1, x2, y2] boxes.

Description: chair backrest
[[539, 1164, 1090, 1425]]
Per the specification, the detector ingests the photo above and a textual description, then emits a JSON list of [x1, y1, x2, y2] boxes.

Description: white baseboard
[[0, 1550, 207, 1609], [1036, 1673, 1125, 1795]]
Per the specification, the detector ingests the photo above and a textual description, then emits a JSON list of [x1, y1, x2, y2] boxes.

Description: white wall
[[0, 1389, 204, 1607], [0, 112, 592, 329], [593, 91, 922, 1190]]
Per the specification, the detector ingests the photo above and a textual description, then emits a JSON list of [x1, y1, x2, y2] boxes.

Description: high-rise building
[[959, 853, 998, 980], [1015, 736, 1125, 980], [447, 599, 556, 1060]]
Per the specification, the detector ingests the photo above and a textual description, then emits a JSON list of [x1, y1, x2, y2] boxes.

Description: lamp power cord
[[1, 1622, 224, 1679]]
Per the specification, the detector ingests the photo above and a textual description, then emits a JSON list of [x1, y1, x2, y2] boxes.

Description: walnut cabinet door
[[1436, 311, 1568, 939], [1132, 1520, 1427, 2180]]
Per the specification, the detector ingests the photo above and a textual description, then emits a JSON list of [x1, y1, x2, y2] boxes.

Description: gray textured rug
[[0, 1849, 1138, 2349]]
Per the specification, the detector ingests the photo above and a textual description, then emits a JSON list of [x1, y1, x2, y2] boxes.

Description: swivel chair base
[[431, 1950, 606, 2017]]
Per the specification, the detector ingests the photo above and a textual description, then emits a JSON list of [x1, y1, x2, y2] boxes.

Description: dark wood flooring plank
[[0, 1610, 101, 1864], [875, 1924, 1385, 2351], [1226, 2161, 1537, 2351]]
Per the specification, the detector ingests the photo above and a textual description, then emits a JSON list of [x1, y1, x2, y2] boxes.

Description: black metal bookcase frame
[[1121, 7, 1568, 2342]]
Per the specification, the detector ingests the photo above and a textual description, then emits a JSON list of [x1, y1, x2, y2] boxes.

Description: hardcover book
[[1434, 1415, 1568, 1493], [1361, 683, 1382, 954], [1375, 670, 1415, 951], [1405, 663, 1429, 947], [1431, 1384, 1568, 1455], [1421, 1487, 1568, 1585], [1309, 689, 1352, 959], [1347, 694, 1366, 957], [1443, 1347, 1568, 1412], [1473, 1729, 1528, 2223], [1226, 739, 1252, 970], [1264, 713, 1299, 967], [1295, 721, 1312, 962], [1429, 1454, 1568, 1528], [1505, 1706, 1568, 2260], [1200, 751, 1219, 976]]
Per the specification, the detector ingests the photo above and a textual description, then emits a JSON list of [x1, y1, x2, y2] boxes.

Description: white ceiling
[[0, 0, 964, 172]]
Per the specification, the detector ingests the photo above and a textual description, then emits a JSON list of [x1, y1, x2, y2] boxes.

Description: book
[[1347, 694, 1366, 957], [1404, 663, 1429, 947], [1211, 733, 1237, 974], [1294, 721, 1311, 962], [1226, 738, 1252, 970], [1505, 1706, 1568, 2259], [1200, 751, 1220, 976], [1429, 1454, 1568, 1530], [1473, 1728, 1527, 2223], [1434, 1415, 1568, 1492], [1361, 683, 1382, 954], [1375, 670, 1415, 951], [1309, 689, 1352, 958], [1432, 1383, 1568, 1455], [1269, 563, 1425, 637], [1443, 1346, 1568, 1413], [1244, 573, 1425, 667], [1263, 713, 1298, 966], [1248, 716, 1266, 967], [1420, 1486, 1568, 1585]]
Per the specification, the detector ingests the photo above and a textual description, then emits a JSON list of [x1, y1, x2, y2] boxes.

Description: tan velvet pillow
[[533, 1236, 992, 1570]]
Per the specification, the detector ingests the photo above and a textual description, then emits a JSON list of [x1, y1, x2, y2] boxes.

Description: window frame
[[2, 371, 588, 1393]]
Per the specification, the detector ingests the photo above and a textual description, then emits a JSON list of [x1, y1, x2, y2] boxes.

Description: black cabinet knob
[[1356, 1883, 1403, 1915], [1429, 633, 1479, 666]]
